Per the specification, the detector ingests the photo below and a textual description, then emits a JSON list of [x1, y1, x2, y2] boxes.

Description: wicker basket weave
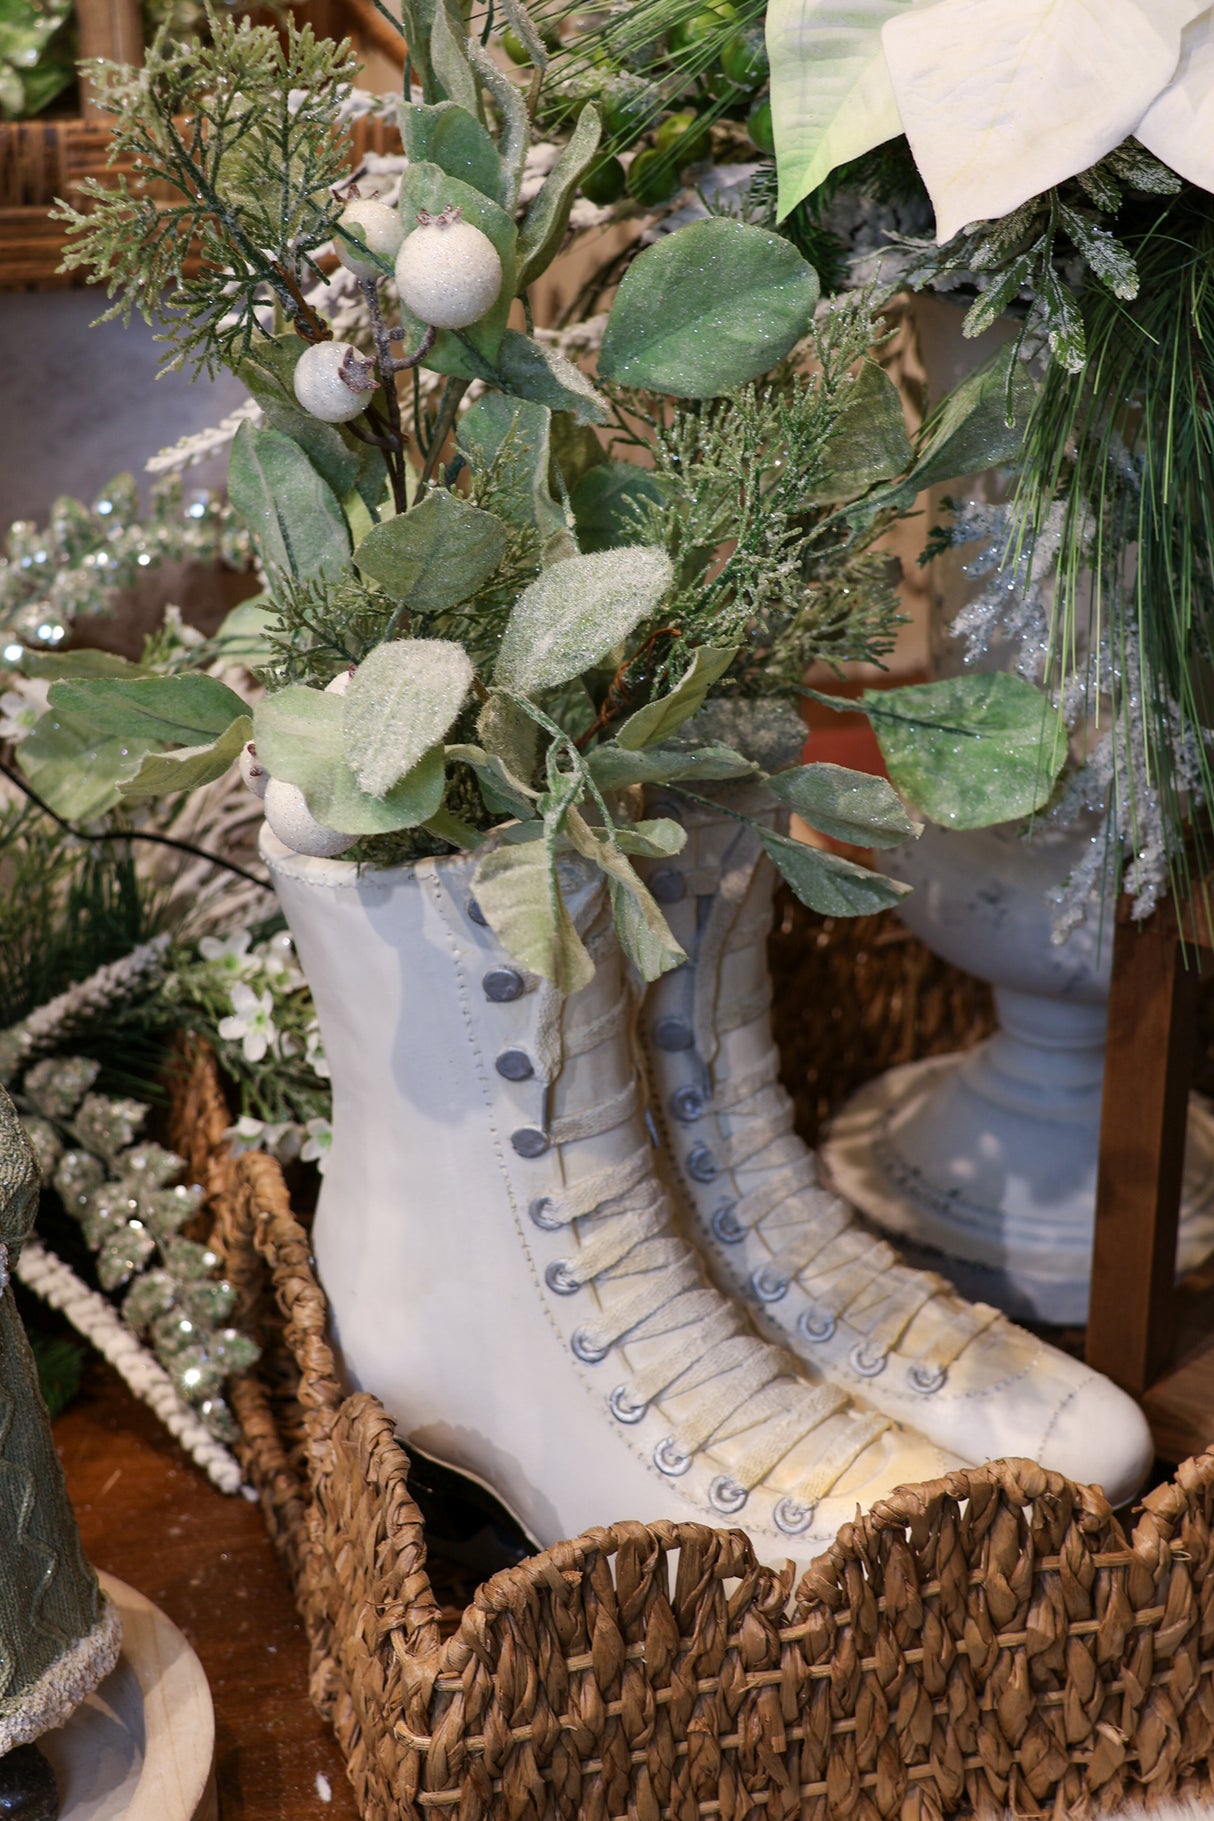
[[169, 907, 1214, 1821]]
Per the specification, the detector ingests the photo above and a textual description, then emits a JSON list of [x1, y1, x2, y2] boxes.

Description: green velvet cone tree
[[0, 1086, 121, 1755]]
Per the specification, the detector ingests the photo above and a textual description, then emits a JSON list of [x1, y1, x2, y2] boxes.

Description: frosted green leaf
[[598, 220, 820, 398], [564, 809, 685, 980], [610, 818, 687, 858], [570, 461, 666, 555], [399, 100, 501, 200], [477, 689, 538, 787], [800, 360, 913, 505], [47, 674, 247, 745], [213, 597, 279, 669], [472, 835, 594, 993], [768, 761, 920, 847], [495, 330, 609, 426], [342, 640, 473, 797], [760, 827, 911, 915], [882, 0, 1198, 242], [17, 710, 153, 819], [615, 647, 738, 750], [118, 715, 254, 798], [445, 742, 537, 818], [354, 489, 508, 611], [587, 742, 756, 792], [255, 686, 445, 834], [228, 421, 351, 581], [457, 395, 569, 549], [517, 104, 601, 289], [495, 547, 673, 694], [21, 650, 148, 679], [860, 673, 1067, 827], [858, 341, 1034, 515], [429, 0, 479, 113], [767, 0, 916, 220]]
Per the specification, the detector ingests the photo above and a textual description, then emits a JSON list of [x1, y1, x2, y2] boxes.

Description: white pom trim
[[0, 1598, 123, 1753], [15, 1238, 245, 1496]]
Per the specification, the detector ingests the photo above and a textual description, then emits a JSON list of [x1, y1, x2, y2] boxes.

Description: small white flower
[[198, 929, 257, 981], [259, 931, 300, 983], [218, 982, 278, 1063], [223, 1115, 268, 1156], [0, 677, 51, 744], [305, 1023, 331, 1080], [300, 1116, 333, 1173]]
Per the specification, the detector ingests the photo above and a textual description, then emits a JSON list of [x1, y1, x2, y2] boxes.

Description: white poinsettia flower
[[218, 981, 278, 1063], [769, 0, 1214, 239], [0, 677, 51, 744]]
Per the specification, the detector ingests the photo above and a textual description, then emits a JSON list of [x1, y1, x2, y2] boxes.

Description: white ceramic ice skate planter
[[258, 825, 961, 1572], [822, 818, 1214, 1323]]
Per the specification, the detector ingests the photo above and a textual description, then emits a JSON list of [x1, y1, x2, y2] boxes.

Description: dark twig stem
[[419, 378, 471, 488], [0, 759, 271, 890]]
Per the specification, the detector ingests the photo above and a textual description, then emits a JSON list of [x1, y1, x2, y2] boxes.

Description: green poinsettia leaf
[[597, 219, 820, 398], [354, 488, 509, 611], [760, 827, 911, 915], [616, 647, 739, 750], [859, 672, 1067, 827], [342, 639, 473, 797], [47, 674, 248, 746], [495, 547, 673, 694], [255, 686, 444, 834], [472, 832, 594, 993], [228, 421, 352, 581], [768, 761, 920, 847], [118, 715, 254, 798]]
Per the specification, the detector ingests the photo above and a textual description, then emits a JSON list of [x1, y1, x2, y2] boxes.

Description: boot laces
[[679, 815, 1002, 1381], [522, 897, 891, 1503]]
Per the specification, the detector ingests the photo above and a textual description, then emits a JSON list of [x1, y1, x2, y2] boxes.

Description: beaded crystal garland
[[0, 473, 245, 656]]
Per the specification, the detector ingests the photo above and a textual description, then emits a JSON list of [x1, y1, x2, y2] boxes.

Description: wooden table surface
[[56, 1357, 360, 1821]]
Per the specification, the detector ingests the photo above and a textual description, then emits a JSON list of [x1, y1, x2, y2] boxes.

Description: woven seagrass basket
[[170, 904, 1214, 1821]]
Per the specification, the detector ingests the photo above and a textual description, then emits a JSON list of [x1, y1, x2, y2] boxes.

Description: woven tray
[[169, 905, 1214, 1821]]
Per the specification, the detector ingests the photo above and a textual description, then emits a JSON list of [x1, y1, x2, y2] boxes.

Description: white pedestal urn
[[821, 819, 1214, 1324]]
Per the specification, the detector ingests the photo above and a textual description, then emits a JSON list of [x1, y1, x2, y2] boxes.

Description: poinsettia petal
[[882, 0, 1200, 242], [1136, 9, 1214, 192], [768, 0, 926, 220]]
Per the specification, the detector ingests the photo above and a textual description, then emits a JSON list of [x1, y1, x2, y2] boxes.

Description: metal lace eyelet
[[670, 1085, 706, 1124], [908, 1361, 948, 1395], [529, 1196, 562, 1231], [466, 895, 488, 927], [708, 1475, 748, 1515], [649, 868, 685, 904], [544, 1259, 580, 1296], [711, 1202, 744, 1244], [686, 1144, 718, 1184], [483, 966, 524, 1003], [751, 1264, 789, 1304], [773, 1496, 818, 1536], [609, 1385, 648, 1425], [571, 1328, 609, 1364], [512, 1126, 549, 1159], [849, 1339, 888, 1378], [654, 1436, 692, 1477], [653, 1016, 693, 1052], [798, 1307, 837, 1344]]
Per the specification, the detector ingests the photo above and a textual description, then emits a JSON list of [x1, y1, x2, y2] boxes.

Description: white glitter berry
[[335, 198, 405, 278], [263, 779, 357, 858], [394, 212, 504, 330], [293, 341, 377, 424]]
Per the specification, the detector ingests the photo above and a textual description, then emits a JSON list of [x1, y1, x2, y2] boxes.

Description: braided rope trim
[[14, 1238, 244, 1496], [0, 1598, 122, 1753]]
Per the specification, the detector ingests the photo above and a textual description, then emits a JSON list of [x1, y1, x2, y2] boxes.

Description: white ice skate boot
[[635, 785, 1154, 1507], [261, 827, 966, 1569]]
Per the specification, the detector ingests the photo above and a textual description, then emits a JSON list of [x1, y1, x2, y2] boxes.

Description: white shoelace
[[523, 896, 891, 1499], [677, 813, 1001, 1375]]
